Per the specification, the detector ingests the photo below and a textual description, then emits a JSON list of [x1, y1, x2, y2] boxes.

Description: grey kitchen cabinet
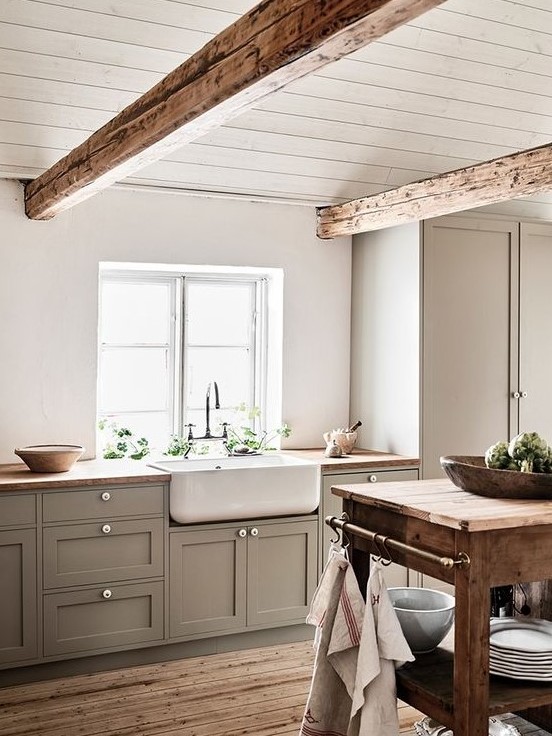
[[43, 581, 164, 656], [42, 483, 166, 659], [321, 468, 419, 588], [42, 484, 164, 522], [169, 517, 318, 639], [169, 526, 247, 638], [422, 217, 552, 478], [43, 518, 164, 589], [0, 527, 38, 665], [246, 519, 318, 627]]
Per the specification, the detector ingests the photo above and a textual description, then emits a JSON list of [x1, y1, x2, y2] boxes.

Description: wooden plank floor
[[0, 641, 545, 736]]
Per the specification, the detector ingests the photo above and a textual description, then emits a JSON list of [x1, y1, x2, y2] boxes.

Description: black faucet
[[188, 381, 228, 442], [204, 381, 220, 438]]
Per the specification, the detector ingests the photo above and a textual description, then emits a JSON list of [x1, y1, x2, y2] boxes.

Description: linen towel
[[299, 549, 365, 736], [349, 561, 415, 736]]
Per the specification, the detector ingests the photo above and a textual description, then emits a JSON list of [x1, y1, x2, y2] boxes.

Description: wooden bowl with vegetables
[[441, 432, 552, 500]]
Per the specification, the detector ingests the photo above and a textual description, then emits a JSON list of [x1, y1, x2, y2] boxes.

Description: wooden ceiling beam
[[316, 142, 552, 239], [24, 0, 444, 220]]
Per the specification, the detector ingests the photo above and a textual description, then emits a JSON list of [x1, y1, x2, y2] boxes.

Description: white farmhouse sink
[[148, 454, 320, 523]]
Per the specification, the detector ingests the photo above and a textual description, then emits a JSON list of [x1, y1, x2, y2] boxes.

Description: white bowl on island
[[388, 587, 455, 654]]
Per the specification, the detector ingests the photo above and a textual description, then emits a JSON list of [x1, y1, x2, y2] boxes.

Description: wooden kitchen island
[[331, 478, 552, 736]]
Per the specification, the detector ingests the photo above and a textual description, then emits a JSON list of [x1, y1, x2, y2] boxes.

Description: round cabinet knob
[[521, 391, 528, 398], [512, 391, 521, 399], [238, 528, 247, 538], [101, 492, 111, 501], [102, 589, 112, 599], [101, 524, 111, 534], [250, 527, 259, 537], [369, 475, 378, 483]]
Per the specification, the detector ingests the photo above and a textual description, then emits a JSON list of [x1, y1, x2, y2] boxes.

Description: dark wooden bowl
[[440, 455, 552, 500]]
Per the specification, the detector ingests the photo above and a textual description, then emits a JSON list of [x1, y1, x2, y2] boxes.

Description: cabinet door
[[169, 527, 247, 638], [422, 217, 518, 478], [247, 519, 318, 627], [519, 223, 552, 439], [0, 529, 37, 664]]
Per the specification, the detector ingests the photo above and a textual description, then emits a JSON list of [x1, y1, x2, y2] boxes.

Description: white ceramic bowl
[[388, 587, 455, 654]]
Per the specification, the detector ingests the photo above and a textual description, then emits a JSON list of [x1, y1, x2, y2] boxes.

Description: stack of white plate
[[490, 617, 552, 681]]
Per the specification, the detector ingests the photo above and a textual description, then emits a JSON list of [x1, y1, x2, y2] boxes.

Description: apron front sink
[[148, 454, 320, 523]]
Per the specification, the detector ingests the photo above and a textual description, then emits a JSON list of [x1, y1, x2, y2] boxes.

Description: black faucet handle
[[221, 422, 229, 439], [185, 423, 196, 441]]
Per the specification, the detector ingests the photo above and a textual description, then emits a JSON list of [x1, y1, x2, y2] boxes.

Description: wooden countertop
[[0, 448, 419, 492], [0, 459, 170, 491], [283, 448, 419, 472], [332, 477, 552, 531]]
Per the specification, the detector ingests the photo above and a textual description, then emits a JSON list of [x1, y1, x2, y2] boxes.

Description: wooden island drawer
[[43, 581, 164, 656], [43, 518, 164, 588], [0, 494, 36, 527], [43, 485, 164, 522]]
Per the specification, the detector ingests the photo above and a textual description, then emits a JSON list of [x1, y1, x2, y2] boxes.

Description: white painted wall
[[349, 223, 420, 456], [0, 179, 351, 463]]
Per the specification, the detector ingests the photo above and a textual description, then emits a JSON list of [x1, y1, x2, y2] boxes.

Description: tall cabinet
[[350, 215, 552, 480], [422, 217, 552, 477]]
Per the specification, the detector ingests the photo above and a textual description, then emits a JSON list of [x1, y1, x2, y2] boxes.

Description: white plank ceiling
[[1, 0, 552, 217]]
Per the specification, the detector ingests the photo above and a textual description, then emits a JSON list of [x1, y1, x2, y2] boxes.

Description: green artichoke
[[508, 431, 550, 473], [485, 441, 517, 470]]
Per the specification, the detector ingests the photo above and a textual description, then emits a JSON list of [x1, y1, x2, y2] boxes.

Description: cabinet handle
[[512, 391, 521, 399], [101, 524, 111, 534], [368, 475, 378, 483], [250, 527, 259, 537], [102, 589, 112, 599], [101, 492, 111, 501], [521, 391, 528, 398], [237, 528, 247, 538]]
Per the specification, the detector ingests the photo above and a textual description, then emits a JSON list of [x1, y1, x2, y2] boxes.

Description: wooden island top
[[332, 476, 552, 531]]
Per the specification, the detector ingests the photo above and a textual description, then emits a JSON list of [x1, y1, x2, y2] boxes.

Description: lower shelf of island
[[396, 647, 552, 729]]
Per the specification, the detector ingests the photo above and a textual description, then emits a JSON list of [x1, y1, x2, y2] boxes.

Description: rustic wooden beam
[[316, 142, 552, 239], [24, 0, 444, 220]]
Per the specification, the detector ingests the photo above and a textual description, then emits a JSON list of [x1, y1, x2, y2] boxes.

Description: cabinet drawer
[[43, 518, 164, 589], [43, 485, 164, 522], [325, 469, 419, 488], [43, 581, 164, 656], [0, 494, 36, 527]]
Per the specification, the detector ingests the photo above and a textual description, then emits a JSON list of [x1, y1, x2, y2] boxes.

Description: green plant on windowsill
[[163, 436, 210, 457], [225, 404, 291, 455], [159, 405, 291, 457], [98, 420, 150, 460]]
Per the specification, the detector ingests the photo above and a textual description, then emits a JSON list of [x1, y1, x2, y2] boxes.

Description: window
[[98, 266, 280, 452]]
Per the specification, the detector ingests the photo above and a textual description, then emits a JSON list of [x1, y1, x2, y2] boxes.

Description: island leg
[[453, 532, 491, 736]]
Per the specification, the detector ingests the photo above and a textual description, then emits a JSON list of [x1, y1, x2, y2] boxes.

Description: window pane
[[186, 347, 251, 409], [99, 412, 172, 453], [101, 281, 171, 344], [99, 348, 168, 413], [187, 281, 253, 346]]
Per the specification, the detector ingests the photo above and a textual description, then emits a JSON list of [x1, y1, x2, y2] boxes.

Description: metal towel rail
[[325, 514, 470, 570]]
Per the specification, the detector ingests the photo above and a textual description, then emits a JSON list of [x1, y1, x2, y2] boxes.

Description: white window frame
[[181, 276, 267, 436], [98, 272, 181, 436], [98, 268, 272, 446]]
